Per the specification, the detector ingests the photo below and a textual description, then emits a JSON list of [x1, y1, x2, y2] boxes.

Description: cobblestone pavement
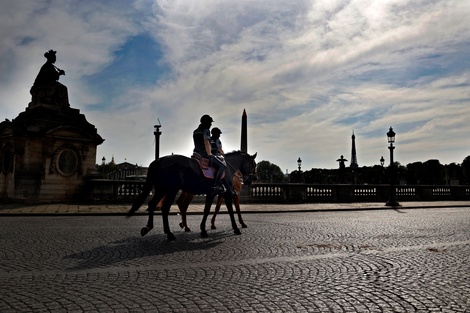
[[1, 208, 469, 312], [1, 201, 470, 215]]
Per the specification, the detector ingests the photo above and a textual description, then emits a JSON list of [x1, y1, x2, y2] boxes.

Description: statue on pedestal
[[337, 155, 348, 183], [30, 49, 69, 108]]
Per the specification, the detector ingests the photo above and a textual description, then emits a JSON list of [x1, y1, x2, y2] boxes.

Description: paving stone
[[0, 208, 469, 312]]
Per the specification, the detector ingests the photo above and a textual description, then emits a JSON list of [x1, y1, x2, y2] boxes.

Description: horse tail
[[127, 160, 158, 216]]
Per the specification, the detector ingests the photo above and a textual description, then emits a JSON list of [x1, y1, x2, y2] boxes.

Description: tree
[[462, 156, 470, 184], [361, 165, 385, 184], [406, 162, 424, 184], [445, 163, 463, 184], [95, 161, 118, 178], [422, 159, 444, 184], [256, 160, 285, 183]]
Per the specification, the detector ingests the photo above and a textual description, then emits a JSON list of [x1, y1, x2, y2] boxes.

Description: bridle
[[226, 156, 256, 185]]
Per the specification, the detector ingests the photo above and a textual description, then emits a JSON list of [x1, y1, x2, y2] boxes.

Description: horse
[[172, 169, 245, 232], [127, 151, 257, 240]]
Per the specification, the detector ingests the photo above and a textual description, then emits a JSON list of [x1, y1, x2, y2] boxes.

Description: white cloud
[[1, 0, 470, 172]]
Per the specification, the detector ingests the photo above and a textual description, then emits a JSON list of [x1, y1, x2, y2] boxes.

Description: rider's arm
[[218, 139, 224, 154], [204, 139, 212, 156]]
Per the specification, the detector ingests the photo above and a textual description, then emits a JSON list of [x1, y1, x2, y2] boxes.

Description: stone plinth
[[0, 102, 104, 202]]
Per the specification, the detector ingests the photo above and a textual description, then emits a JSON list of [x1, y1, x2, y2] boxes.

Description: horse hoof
[[141, 226, 152, 237], [185, 227, 191, 232], [179, 222, 184, 229], [211, 225, 216, 230], [167, 233, 176, 241], [201, 230, 208, 238], [234, 228, 241, 235], [241, 224, 248, 228]]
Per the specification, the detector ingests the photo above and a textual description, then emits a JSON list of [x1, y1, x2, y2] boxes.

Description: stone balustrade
[[87, 180, 470, 203]]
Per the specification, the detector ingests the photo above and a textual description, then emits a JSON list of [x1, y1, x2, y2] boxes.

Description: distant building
[[106, 161, 148, 180]]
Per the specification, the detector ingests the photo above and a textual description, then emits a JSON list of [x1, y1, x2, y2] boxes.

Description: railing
[[87, 179, 152, 202], [87, 180, 470, 203]]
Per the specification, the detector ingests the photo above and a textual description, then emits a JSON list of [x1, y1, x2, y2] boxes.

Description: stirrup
[[211, 185, 226, 195]]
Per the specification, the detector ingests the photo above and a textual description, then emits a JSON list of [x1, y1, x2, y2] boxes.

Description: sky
[[1, 0, 470, 173]]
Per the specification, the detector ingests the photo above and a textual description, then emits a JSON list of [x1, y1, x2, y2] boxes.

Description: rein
[[225, 160, 238, 175], [225, 155, 255, 184]]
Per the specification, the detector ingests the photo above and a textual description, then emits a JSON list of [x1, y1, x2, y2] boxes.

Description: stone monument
[[0, 50, 104, 202]]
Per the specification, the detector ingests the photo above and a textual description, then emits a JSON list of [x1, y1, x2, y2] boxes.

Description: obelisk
[[241, 109, 247, 153]]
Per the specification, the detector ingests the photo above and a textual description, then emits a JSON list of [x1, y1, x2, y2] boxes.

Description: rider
[[211, 127, 233, 195], [210, 127, 224, 155], [193, 115, 226, 194]]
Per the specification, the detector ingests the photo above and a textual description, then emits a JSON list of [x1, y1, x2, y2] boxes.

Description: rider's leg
[[211, 157, 226, 194]]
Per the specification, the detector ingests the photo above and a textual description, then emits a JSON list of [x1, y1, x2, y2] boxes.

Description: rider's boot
[[211, 170, 225, 195]]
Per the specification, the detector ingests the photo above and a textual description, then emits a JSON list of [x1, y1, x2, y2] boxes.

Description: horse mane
[[226, 150, 246, 155]]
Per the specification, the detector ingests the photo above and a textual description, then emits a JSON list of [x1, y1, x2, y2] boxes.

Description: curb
[[0, 204, 468, 217]]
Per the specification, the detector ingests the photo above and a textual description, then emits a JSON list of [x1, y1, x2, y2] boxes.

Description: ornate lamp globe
[[387, 127, 396, 144]]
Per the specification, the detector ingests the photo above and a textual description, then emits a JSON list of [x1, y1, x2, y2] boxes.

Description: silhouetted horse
[[173, 170, 245, 232], [127, 151, 257, 240]]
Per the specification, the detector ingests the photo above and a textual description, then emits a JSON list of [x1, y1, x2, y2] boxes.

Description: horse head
[[240, 152, 257, 186], [224, 151, 257, 186]]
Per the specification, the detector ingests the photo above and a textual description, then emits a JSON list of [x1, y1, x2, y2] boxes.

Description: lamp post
[[385, 127, 400, 206], [297, 157, 302, 183], [379, 155, 385, 184], [154, 119, 162, 160]]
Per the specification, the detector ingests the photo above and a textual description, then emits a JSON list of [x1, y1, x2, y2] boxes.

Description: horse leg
[[155, 195, 165, 211], [176, 192, 187, 230], [161, 192, 177, 241], [234, 194, 247, 228], [224, 193, 241, 235], [210, 195, 223, 230], [200, 194, 215, 238], [141, 194, 160, 236], [177, 192, 194, 232]]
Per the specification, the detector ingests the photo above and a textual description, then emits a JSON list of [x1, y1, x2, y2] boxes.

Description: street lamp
[[297, 157, 302, 183], [385, 127, 400, 206], [379, 156, 385, 184], [154, 119, 162, 160]]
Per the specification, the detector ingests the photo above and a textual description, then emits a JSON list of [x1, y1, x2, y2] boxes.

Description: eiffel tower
[[350, 130, 359, 169]]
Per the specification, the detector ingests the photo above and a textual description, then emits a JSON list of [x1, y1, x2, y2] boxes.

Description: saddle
[[192, 152, 225, 179]]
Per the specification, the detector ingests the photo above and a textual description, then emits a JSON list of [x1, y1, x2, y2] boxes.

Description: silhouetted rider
[[193, 115, 226, 194], [210, 127, 224, 155]]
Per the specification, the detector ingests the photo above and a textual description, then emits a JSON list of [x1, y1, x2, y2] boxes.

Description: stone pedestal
[[0, 99, 103, 202]]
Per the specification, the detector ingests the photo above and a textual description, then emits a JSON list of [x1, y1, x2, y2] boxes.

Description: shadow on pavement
[[63, 230, 234, 271]]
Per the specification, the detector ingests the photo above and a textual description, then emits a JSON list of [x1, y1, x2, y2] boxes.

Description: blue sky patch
[[84, 33, 170, 109]]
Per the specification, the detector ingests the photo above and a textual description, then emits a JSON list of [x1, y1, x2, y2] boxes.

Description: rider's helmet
[[211, 127, 222, 136], [200, 114, 213, 126]]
